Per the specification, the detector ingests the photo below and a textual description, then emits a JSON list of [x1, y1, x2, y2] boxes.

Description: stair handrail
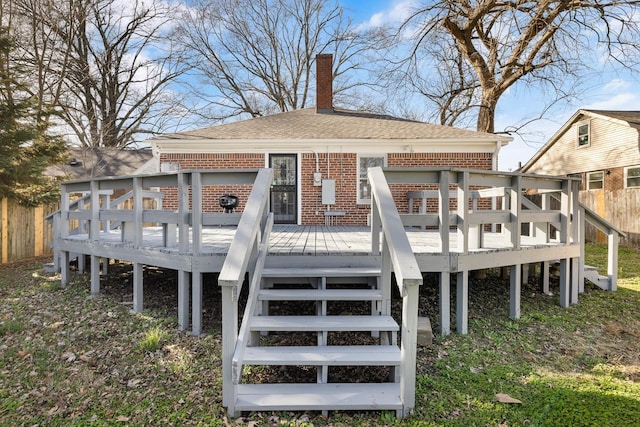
[[368, 166, 423, 417], [231, 213, 274, 384], [217, 167, 274, 414]]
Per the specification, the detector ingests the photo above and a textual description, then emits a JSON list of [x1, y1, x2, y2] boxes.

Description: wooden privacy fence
[[0, 198, 57, 263], [581, 189, 640, 247]]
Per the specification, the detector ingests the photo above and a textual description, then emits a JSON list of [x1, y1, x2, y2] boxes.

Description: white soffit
[[153, 138, 502, 154]]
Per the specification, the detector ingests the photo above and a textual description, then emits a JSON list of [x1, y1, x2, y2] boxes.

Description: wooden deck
[[61, 224, 577, 270], [53, 167, 623, 418]]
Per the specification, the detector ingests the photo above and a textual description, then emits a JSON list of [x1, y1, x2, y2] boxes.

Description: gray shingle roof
[[153, 107, 505, 142], [46, 148, 155, 179], [583, 110, 640, 127]]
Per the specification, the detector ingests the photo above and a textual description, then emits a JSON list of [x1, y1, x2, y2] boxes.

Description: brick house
[[151, 55, 511, 226], [521, 109, 640, 246]]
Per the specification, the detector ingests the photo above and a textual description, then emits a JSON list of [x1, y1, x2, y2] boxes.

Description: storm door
[[269, 154, 297, 224]]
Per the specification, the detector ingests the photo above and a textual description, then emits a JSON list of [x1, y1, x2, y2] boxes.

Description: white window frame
[[624, 165, 640, 188], [357, 154, 386, 204], [577, 121, 590, 147], [586, 170, 604, 190]]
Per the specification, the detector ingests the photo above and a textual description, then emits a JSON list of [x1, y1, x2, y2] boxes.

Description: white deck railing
[[383, 167, 588, 335], [56, 169, 265, 332], [217, 168, 274, 413], [368, 167, 423, 417]]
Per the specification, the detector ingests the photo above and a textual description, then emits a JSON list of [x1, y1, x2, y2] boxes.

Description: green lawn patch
[[0, 248, 638, 426]]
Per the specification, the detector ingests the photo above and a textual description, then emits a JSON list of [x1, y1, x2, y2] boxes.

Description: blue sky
[[338, 1, 640, 171]]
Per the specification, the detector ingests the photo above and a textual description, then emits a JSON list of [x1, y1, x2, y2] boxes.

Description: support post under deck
[[132, 262, 143, 313], [178, 270, 190, 331], [61, 251, 70, 287], [559, 258, 570, 308], [456, 270, 469, 334], [90, 255, 100, 295], [439, 272, 450, 336], [509, 264, 521, 319], [192, 272, 203, 336]]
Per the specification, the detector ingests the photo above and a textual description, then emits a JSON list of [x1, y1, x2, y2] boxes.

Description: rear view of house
[[151, 54, 510, 226]]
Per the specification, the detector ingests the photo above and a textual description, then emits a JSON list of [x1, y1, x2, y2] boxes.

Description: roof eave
[[152, 137, 510, 154]]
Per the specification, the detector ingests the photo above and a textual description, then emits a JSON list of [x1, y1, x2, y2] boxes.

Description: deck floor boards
[[63, 225, 563, 263]]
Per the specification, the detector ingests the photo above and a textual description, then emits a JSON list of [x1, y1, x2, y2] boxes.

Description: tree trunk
[[476, 91, 498, 134]]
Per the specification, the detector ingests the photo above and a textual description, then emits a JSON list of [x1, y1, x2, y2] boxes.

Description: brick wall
[[160, 153, 265, 213], [300, 152, 492, 225], [159, 151, 492, 225]]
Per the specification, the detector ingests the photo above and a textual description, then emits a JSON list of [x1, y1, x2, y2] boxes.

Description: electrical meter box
[[321, 179, 336, 205]]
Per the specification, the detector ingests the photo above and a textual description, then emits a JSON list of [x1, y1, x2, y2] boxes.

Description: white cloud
[[361, 1, 417, 29]]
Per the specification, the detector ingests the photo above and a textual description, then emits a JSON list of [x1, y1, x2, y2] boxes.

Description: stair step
[[235, 383, 402, 412], [243, 345, 401, 366], [259, 288, 382, 301], [584, 265, 599, 272], [262, 267, 381, 278], [250, 315, 398, 332]]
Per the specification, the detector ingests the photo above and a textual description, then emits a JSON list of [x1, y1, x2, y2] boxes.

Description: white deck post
[[177, 172, 190, 254], [542, 260, 550, 294], [570, 179, 579, 303], [221, 285, 238, 414], [192, 272, 203, 336], [457, 171, 469, 254], [559, 180, 570, 307], [380, 234, 392, 343], [59, 186, 70, 286], [439, 272, 450, 336], [439, 170, 450, 255], [439, 171, 451, 336], [456, 270, 469, 334], [578, 207, 586, 293], [559, 258, 570, 307], [133, 177, 143, 247], [178, 270, 190, 331], [132, 262, 143, 313], [90, 180, 100, 240], [510, 175, 522, 250], [60, 250, 70, 287], [90, 255, 100, 295], [510, 264, 521, 319], [192, 172, 203, 255], [571, 258, 579, 304], [371, 192, 381, 256], [607, 230, 619, 291], [400, 282, 419, 417], [191, 172, 203, 335]]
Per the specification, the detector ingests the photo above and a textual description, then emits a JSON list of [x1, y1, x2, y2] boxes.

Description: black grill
[[219, 195, 238, 213]]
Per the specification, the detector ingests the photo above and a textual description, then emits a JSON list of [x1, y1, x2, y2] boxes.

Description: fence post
[[1, 198, 7, 263]]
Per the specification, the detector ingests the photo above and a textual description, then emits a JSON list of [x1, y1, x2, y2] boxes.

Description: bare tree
[[399, 0, 640, 133], [175, 0, 382, 120], [14, 0, 188, 148]]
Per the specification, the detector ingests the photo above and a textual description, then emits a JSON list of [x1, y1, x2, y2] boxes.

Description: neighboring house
[[521, 109, 640, 246], [46, 147, 156, 180], [151, 54, 511, 226]]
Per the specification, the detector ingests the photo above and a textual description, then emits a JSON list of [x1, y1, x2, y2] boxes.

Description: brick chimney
[[316, 53, 333, 113]]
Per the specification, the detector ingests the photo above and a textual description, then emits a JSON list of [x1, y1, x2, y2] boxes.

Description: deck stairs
[[583, 265, 609, 290], [231, 264, 404, 415]]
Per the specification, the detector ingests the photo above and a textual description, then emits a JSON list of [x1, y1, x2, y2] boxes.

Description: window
[[577, 122, 590, 147], [625, 166, 640, 188], [357, 155, 385, 203], [587, 171, 604, 190]]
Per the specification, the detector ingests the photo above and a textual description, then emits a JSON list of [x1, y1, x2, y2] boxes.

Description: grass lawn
[[1, 244, 638, 426]]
